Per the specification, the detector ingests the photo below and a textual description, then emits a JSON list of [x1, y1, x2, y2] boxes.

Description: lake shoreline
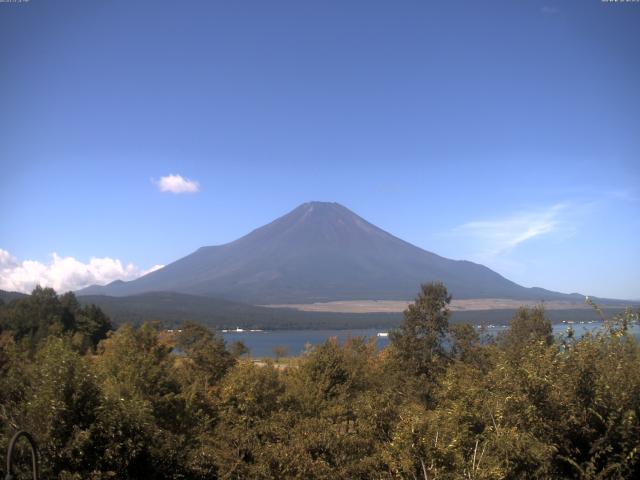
[[221, 320, 640, 358]]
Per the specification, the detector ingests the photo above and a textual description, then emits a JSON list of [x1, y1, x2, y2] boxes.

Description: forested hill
[[75, 292, 631, 330], [0, 289, 27, 304], [77, 291, 401, 330], [2, 288, 629, 330]]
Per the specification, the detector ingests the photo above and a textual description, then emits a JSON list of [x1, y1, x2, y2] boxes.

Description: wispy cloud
[[0, 249, 163, 293], [606, 189, 639, 203], [154, 174, 200, 194], [541, 6, 559, 15], [455, 204, 567, 258]]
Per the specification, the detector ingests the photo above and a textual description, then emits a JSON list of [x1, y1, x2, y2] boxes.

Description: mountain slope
[[78, 202, 582, 303]]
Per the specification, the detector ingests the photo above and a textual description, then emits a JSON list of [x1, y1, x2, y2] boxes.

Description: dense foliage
[[1, 284, 639, 479]]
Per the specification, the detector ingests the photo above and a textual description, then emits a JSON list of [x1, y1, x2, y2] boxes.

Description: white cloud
[[0, 249, 18, 269], [455, 204, 566, 258], [140, 264, 164, 276], [0, 249, 164, 294], [541, 6, 559, 15], [154, 174, 200, 194]]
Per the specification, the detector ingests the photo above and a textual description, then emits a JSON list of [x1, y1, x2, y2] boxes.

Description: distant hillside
[[79, 202, 587, 304], [78, 292, 401, 330], [77, 291, 630, 331], [0, 289, 28, 304], [2, 289, 630, 330]]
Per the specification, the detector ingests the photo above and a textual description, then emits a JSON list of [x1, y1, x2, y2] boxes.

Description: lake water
[[222, 322, 640, 358]]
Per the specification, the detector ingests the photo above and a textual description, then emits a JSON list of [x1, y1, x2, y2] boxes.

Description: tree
[[176, 321, 235, 387], [0, 286, 71, 346], [285, 337, 392, 477], [450, 323, 491, 372], [389, 282, 452, 403], [498, 305, 553, 355], [10, 337, 102, 479], [213, 362, 286, 479], [93, 322, 193, 479], [0, 288, 112, 352], [75, 303, 113, 349], [230, 340, 250, 358], [59, 291, 81, 313], [273, 345, 288, 363]]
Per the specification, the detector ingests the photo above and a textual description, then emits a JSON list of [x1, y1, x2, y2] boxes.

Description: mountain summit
[[78, 202, 576, 303]]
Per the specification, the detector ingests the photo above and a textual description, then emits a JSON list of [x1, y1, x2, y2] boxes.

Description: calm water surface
[[222, 322, 640, 358]]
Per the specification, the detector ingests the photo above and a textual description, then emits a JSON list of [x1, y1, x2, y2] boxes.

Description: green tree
[[0, 334, 31, 463], [230, 340, 250, 358], [176, 321, 235, 388], [93, 322, 193, 479], [213, 361, 286, 479], [498, 305, 553, 355], [0, 286, 72, 346], [281, 337, 394, 478], [450, 323, 491, 372], [0, 288, 112, 352], [13, 337, 102, 479], [75, 303, 113, 350], [389, 282, 452, 403]]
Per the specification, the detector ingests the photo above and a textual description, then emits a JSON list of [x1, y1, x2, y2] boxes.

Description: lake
[[222, 321, 640, 358]]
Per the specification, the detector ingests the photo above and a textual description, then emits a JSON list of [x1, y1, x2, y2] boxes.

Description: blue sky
[[1, 0, 638, 299]]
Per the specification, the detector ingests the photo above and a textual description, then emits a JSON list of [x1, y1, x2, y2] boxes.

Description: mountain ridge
[[78, 201, 586, 303]]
